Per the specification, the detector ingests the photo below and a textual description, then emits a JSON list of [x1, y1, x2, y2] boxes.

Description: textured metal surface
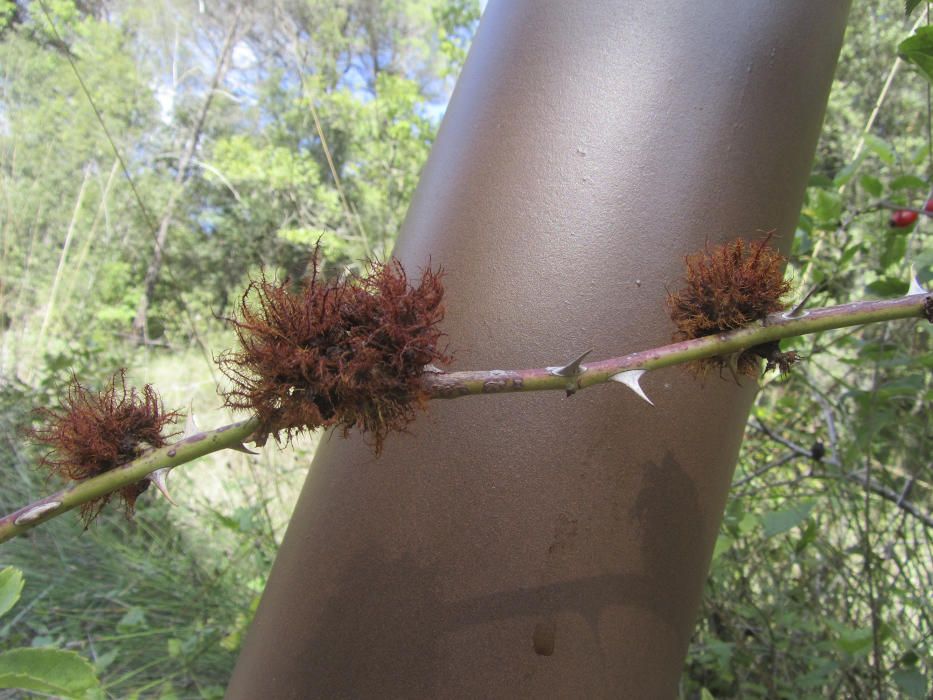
[[227, 1, 850, 697]]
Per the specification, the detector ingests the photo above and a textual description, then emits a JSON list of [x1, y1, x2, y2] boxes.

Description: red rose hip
[[890, 209, 919, 227]]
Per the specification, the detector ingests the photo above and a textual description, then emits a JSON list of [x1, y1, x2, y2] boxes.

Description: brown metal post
[[227, 2, 851, 697]]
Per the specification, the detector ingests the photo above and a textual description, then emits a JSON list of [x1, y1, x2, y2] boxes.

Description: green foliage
[[0, 370, 297, 697], [683, 1, 932, 697], [0, 647, 100, 698], [1, 0, 929, 698], [0, 3, 478, 695], [0, 0, 14, 31], [0, 566, 24, 618], [905, 0, 925, 17], [899, 26, 933, 84], [0, 567, 101, 698]]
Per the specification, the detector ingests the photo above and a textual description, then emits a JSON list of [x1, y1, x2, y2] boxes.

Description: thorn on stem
[[907, 272, 927, 297], [546, 349, 593, 378], [610, 369, 655, 406], [784, 283, 822, 319], [147, 468, 176, 506], [230, 443, 258, 455], [184, 406, 199, 437], [547, 349, 593, 396]]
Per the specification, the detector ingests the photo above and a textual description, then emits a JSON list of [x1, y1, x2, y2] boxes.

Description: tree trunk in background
[[227, 2, 851, 697], [131, 8, 241, 342]]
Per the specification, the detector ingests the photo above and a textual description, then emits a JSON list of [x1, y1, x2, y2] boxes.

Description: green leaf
[[899, 27, 933, 84], [893, 668, 928, 698], [881, 229, 909, 269], [838, 243, 861, 267], [833, 626, 874, 655], [700, 689, 716, 700], [738, 512, 758, 535], [808, 189, 842, 224], [0, 648, 99, 697], [116, 607, 147, 631], [795, 520, 818, 553], [762, 500, 815, 537], [808, 173, 833, 189], [866, 277, 910, 297], [712, 534, 734, 561], [907, 0, 924, 17], [863, 133, 897, 165], [891, 174, 928, 191], [833, 159, 861, 187], [0, 567, 24, 620], [859, 174, 883, 198]]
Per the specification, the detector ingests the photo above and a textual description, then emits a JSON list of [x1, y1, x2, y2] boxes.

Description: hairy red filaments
[[668, 235, 793, 377], [27, 370, 180, 525], [218, 253, 450, 452]]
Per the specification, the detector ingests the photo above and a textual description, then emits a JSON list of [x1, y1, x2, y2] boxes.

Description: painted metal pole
[[226, 1, 851, 697]]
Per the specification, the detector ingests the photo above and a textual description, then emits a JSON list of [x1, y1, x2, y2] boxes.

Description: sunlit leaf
[[859, 174, 883, 197], [899, 27, 933, 84], [833, 626, 874, 656], [863, 133, 897, 165], [0, 567, 24, 620], [890, 174, 927, 190], [0, 648, 99, 697], [762, 500, 815, 537], [893, 668, 928, 699]]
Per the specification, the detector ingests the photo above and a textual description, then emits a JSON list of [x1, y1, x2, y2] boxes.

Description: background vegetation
[[0, 1, 929, 698]]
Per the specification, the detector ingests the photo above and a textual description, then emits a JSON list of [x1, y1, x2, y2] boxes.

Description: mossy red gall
[[218, 251, 450, 452], [668, 235, 793, 377], [27, 370, 180, 525]]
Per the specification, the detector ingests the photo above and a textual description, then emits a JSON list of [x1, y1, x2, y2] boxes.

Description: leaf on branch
[[899, 27, 933, 84], [0, 567, 24, 620], [0, 648, 99, 698], [906, 0, 925, 17], [762, 499, 815, 538]]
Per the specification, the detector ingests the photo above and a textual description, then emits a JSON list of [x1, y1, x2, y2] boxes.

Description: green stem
[[423, 294, 931, 396], [1, 293, 928, 544], [0, 418, 259, 543]]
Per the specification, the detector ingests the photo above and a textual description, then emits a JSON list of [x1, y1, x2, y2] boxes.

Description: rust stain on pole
[[227, 1, 851, 697]]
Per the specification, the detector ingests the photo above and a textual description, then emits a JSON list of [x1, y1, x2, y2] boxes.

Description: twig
[[424, 294, 931, 398], [753, 408, 933, 530], [0, 292, 929, 544], [0, 419, 258, 543]]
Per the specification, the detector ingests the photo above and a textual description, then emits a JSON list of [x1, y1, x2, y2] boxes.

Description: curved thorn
[[184, 405, 199, 437], [547, 349, 593, 377], [907, 273, 927, 297], [147, 468, 177, 506], [610, 369, 654, 406], [784, 283, 821, 318], [230, 443, 258, 455]]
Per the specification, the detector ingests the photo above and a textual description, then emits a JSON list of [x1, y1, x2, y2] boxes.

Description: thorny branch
[[1, 291, 929, 544]]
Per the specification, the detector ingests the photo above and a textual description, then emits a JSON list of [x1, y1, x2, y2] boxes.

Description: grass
[[0, 337, 314, 698]]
